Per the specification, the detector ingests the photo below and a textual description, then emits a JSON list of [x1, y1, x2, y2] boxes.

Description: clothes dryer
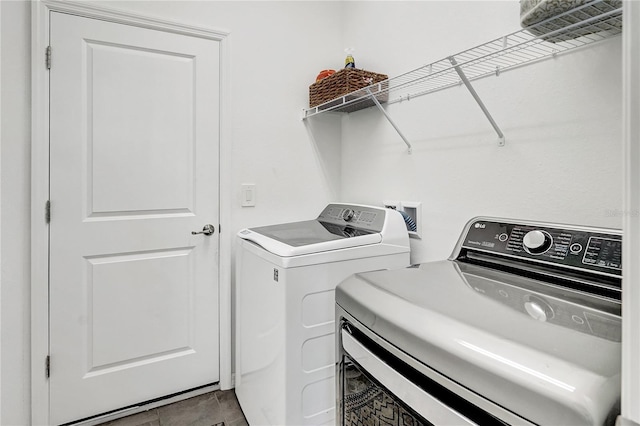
[[336, 217, 621, 426], [235, 203, 410, 426]]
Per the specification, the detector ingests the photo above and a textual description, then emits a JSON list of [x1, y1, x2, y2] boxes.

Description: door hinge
[[45, 355, 50, 379], [46, 46, 51, 70], [45, 200, 51, 224]]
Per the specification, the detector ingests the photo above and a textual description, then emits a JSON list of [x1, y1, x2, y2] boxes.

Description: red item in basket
[[315, 69, 336, 82]]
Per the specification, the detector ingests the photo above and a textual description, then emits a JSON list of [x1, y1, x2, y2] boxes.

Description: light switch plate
[[241, 184, 256, 207]]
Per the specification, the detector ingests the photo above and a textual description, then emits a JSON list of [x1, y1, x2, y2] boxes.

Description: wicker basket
[[309, 68, 388, 113]]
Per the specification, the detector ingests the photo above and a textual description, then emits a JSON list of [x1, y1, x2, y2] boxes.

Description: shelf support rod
[[449, 57, 506, 147], [366, 88, 413, 154]]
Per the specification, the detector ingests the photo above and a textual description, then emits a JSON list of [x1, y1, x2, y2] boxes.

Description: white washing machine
[[235, 203, 411, 426]]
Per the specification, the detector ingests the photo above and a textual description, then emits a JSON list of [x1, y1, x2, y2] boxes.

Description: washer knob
[[523, 230, 553, 255], [342, 209, 355, 222]]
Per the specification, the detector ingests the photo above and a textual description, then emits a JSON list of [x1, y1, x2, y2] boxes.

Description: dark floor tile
[[158, 392, 225, 426], [215, 390, 245, 423], [226, 418, 248, 426], [98, 409, 159, 426]]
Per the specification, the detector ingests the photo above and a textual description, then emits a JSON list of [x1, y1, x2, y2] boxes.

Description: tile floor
[[97, 390, 247, 426]]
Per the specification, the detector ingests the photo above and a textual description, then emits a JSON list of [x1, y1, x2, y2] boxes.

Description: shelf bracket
[[366, 88, 413, 154], [449, 57, 506, 147]]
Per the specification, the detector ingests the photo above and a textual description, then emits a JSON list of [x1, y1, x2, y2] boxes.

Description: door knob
[[192, 224, 215, 235]]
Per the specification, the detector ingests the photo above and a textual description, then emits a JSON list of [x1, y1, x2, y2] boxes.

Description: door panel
[[86, 248, 193, 370], [88, 41, 195, 215], [49, 11, 220, 425]]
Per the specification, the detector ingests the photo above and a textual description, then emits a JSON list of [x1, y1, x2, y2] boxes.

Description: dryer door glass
[[342, 358, 431, 426]]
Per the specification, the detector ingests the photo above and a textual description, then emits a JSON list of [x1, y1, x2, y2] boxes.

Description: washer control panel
[[461, 219, 622, 276], [318, 204, 386, 232]]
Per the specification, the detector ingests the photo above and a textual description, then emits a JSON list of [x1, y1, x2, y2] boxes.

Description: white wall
[[0, 1, 342, 424], [0, 0, 3, 421], [0, 0, 625, 423], [339, 1, 623, 264], [1, 1, 33, 424]]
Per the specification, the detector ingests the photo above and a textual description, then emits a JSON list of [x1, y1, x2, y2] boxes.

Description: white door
[[49, 11, 220, 425]]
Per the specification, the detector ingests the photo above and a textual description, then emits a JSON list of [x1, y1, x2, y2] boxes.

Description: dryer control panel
[[459, 218, 622, 277]]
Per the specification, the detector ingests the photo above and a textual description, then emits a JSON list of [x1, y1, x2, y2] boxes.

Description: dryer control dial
[[523, 230, 553, 255], [342, 209, 355, 222]]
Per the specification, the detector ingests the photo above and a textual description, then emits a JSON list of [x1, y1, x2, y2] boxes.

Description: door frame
[[622, 1, 640, 423], [31, 1, 232, 424]]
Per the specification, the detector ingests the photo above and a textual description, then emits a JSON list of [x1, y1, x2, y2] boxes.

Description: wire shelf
[[302, 0, 622, 119]]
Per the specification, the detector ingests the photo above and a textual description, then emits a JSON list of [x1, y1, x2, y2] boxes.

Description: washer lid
[[237, 203, 396, 257], [336, 261, 621, 426], [238, 220, 382, 257]]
